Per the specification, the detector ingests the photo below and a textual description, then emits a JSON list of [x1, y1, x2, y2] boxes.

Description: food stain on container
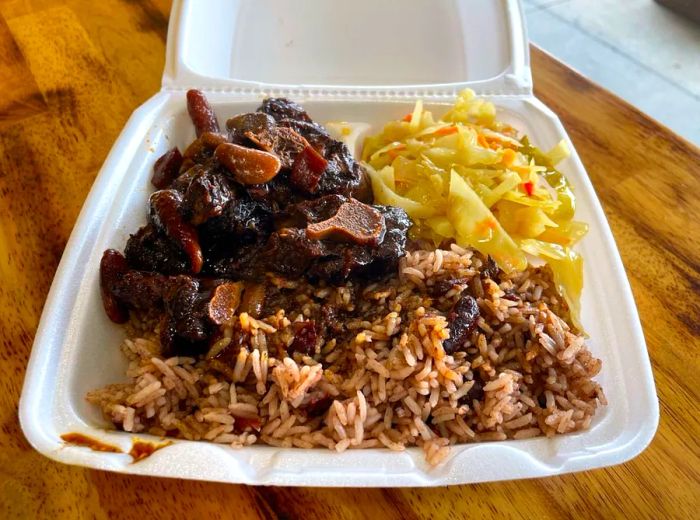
[[61, 433, 172, 462], [128, 439, 173, 462], [60, 433, 122, 453]]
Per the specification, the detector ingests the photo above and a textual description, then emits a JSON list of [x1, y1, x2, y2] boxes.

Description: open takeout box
[[19, 0, 658, 486]]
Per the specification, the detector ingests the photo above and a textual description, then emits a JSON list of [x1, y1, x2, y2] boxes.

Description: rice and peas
[[89, 91, 605, 465]]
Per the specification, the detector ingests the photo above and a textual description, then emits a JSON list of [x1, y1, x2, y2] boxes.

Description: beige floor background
[[524, 0, 700, 145]]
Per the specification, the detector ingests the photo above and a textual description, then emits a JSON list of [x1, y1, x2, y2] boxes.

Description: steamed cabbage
[[362, 89, 588, 327]]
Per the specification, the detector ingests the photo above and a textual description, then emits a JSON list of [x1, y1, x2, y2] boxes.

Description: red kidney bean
[[443, 294, 480, 354], [186, 89, 220, 137], [151, 147, 183, 189], [99, 249, 129, 323], [287, 321, 317, 356], [149, 189, 203, 273]]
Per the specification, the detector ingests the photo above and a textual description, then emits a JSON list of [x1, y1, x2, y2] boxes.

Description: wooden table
[[1, 1, 698, 518]]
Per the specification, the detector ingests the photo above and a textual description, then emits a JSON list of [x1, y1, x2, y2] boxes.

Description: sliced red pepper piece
[[290, 145, 328, 193]]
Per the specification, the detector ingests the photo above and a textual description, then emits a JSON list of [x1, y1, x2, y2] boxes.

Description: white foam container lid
[[19, 0, 658, 486]]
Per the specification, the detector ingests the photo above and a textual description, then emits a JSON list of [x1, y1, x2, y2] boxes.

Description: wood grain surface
[[0, 1, 698, 518]]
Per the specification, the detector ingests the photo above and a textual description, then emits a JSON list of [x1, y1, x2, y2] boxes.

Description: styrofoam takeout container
[[19, 0, 658, 486]]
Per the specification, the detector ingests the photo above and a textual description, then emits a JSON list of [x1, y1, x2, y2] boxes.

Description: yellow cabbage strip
[[448, 171, 527, 273], [538, 220, 589, 247], [366, 165, 437, 219], [545, 140, 570, 166], [521, 239, 584, 329], [362, 89, 587, 327], [482, 171, 522, 207]]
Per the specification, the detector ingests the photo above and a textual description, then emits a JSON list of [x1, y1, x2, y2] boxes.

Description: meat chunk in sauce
[[99, 91, 414, 358], [227, 112, 278, 149], [277, 118, 372, 202], [227, 113, 308, 170], [125, 224, 189, 275], [251, 197, 409, 282], [200, 191, 273, 247], [181, 167, 235, 226], [258, 97, 313, 123], [160, 276, 212, 354]]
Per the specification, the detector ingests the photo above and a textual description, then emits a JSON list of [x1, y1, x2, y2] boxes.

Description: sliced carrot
[[474, 217, 497, 237], [482, 133, 518, 150], [511, 165, 531, 175], [501, 148, 517, 167], [433, 126, 458, 137], [387, 144, 407, 159], [476, 134, 490, 148], [402, 113, 412, 122], [500, 124, 519, 138]]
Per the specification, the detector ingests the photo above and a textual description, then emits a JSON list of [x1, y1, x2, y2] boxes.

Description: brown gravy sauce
[[61, 433, 172, 462], [60, 433, 122, 453], [128, 440, 172, 462]]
